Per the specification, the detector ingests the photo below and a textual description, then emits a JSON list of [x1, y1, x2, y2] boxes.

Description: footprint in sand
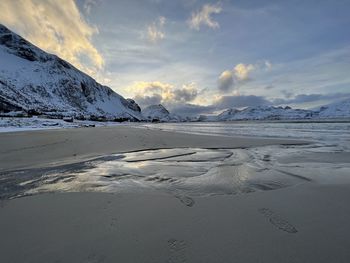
[[168, 238, 187, 263], [258, 208, 298, 234], [175, 195, 195, 207]]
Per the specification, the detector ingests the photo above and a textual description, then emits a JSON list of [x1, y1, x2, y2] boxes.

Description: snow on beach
[[0, 116, 137, 133]]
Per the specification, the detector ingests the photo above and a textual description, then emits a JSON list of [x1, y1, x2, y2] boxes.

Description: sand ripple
[[1, 145, 349, 204]]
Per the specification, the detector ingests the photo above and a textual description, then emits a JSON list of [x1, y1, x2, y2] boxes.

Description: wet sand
[[1, 185, 350, 263], [0, 125, 307, 172], [1, 126, 350, 262]]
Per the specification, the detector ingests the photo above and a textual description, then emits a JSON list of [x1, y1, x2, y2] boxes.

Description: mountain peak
[[0, 24, 142, 121], [142, 104, 171, 121]]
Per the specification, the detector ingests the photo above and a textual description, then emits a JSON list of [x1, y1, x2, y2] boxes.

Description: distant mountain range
[[141, 99, 350, 122], [213, 99, 350, 121], [0, 24, 349, 123]]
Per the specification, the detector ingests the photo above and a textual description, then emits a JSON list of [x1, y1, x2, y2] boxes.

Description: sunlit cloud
[[218, 61, 272, 93], [218, 70, 234, 92], [130, 81, 199, 108], [173, 83, 198, 102], [147, 16, 166, 43], [0, 0, 104, 76], [234, 63, 255, 81], [188, 3, 222, 30]]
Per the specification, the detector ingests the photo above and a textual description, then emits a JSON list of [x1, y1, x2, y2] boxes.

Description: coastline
[[0, 125, 308, 172]]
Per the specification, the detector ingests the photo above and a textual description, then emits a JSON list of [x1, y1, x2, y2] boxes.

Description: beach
[[1, 0, 349, 261], [0, 125, 306, 172], [1, 124, 350, 263]]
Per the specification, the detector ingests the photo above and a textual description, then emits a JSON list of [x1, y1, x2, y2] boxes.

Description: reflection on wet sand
[[1, 144, 349, 204]]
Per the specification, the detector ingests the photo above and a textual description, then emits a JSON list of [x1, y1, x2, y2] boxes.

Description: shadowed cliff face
[[0, 24, 142, 120]]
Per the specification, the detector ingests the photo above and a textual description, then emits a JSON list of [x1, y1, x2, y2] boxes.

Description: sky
[[0, 0, 350, 115]]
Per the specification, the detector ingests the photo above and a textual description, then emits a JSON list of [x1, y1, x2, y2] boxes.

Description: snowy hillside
[[142, 104, 170, 121], [142, 104, 182, 122], [0, 24, 142, 120], [217, 106, 315, 121], [214, 99, 350, 121], [316, 98, 350, 118]]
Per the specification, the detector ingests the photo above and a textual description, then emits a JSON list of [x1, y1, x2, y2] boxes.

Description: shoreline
[[0, 125, 309, 172], [1, 118, 350, 135]]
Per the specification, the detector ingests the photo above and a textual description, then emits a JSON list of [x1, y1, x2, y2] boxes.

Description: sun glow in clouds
[[0, 0, 349, 111], [130, 81, 199, 108], [0, 0, 104, 75]]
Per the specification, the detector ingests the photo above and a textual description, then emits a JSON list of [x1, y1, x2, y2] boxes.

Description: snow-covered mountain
[[217, 105, 315, 121], [213, 99, 350, 121], [141, 99, 350, 122], [142, 104, 182, 122], [0, 24, 142, 120], [142, 104, 171, 121], [316, 98, 350, 118]]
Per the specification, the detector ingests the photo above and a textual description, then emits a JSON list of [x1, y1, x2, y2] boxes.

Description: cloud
[[218, 61, 272, 92], [131, 81, 199, 108], [170, 103, 216, 116], [134, 94, 162, 107], [132, 81, 173, 102], [188, 3, 222, 30], [147, 16, 166, 43], [281, 89, 294, 98], [233, 63, 255, 81], [0, 0, 103, 75], [218, 70, 234, 92], [173, 84, 198, 102], [272, 93, 350, 105], [214, 95, 270, 109], [83, 0, 101, 15]]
